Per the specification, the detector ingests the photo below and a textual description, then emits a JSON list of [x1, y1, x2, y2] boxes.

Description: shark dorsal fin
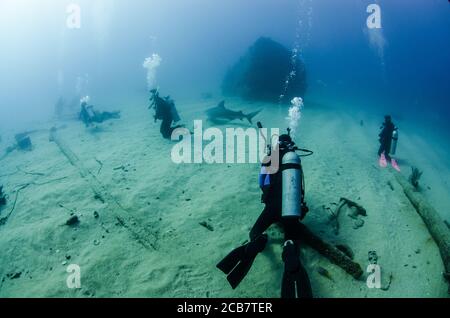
[[218, 100, 226, 108]]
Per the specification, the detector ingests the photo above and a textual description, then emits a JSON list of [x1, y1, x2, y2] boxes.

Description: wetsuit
[[378, 120, 395, 161], [153, 95, 181, 139], [80, 103, 120, 127], [251, 150, 307, 241], [250, 148, 312, 298]]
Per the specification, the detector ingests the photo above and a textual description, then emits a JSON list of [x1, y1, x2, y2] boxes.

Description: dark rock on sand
[[222, 37, 307, 103], [66, 215, 80, 226]]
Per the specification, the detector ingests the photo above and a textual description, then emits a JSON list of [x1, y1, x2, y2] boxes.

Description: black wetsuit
[[80, 103, 120, 127], [153, 95, 181, 139], [250, 152, 306, 241], [249, 149, 312, 298], [378, 120, 395, 161]]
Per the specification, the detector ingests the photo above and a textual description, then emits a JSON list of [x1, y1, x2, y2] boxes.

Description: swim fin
[[391, 158, 401, 172], [217, 234, 268, 289], [379, 152, 388, 168], [281, 240, 313, 299]]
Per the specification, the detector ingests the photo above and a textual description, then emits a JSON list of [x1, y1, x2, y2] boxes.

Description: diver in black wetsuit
[[217, 129, 313, 298], [149, 89, 182, 139], [378, 115, 396, 162], [79, 101, 121, 127]]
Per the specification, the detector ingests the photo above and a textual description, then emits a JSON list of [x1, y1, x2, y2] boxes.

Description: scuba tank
[[256, 123, 312, 219], [390, 128, 398, 155], [281, 150, 303, 218]]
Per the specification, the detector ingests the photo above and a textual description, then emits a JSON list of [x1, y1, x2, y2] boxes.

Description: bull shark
[[205, 101, 261, 124]]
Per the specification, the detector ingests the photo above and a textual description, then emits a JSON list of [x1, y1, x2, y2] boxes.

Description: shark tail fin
[[245, 110, 262, 124]]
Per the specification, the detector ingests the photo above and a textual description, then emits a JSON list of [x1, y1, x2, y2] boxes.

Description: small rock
[[415, 249, 421, 254], [93, 240, 100, 246], [65, 255, 71, 260], [199, 221, 214, 232], [352, 219, 365, 229], [316, 266, 334, 282], [93, 211, 99, 219], [368, 251, 378, 264], [7, 272, 22, 280], [65, 216, 79, 226]]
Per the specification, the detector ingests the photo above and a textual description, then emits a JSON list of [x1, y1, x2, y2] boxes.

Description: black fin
[[217, 234, 268, 289], [281, 241, 313, 298]]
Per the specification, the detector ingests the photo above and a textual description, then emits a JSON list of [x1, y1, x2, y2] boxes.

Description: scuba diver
[[217, 123, 314, 298], [378, 115, 400, 171], [149, 89, 183, 139], [79, 99, 121, 127]]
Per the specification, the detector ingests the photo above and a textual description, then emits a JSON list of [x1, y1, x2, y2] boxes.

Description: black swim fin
[[281, 240, 313, 299], [217, 234, 268, 289]]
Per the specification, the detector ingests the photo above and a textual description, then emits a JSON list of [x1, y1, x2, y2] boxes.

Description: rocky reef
[[222, 37, 307, 103]]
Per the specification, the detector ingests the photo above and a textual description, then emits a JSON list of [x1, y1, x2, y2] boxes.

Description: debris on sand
[[199, 221, 214, 232], [335, 244, 355, 260], [66, 216, 80, 226], [6, 271, 22, 280], [368, 251, 378, 264], [316, 266, 334, 282], [0, 185, 6, 207], [409, 166, 423, 189], [328, 197, 367, 235], [381, 273, 393, 291]]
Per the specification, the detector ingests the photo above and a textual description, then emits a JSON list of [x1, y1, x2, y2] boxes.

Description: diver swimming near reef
[[217, 123, 314, 298], [378, 115, 400, 171], [149, 89, 183, 139], [79, 98, 121, 127]]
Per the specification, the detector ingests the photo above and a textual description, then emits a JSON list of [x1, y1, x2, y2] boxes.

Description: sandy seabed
[[0, 96, 449, 298]]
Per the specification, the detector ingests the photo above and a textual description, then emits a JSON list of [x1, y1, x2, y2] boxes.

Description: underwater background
[[1, 0, 449, 129], [0, 0, 449, 298]]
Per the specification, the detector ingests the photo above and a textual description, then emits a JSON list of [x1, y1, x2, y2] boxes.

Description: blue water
[[0, 0, 449, 130]]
